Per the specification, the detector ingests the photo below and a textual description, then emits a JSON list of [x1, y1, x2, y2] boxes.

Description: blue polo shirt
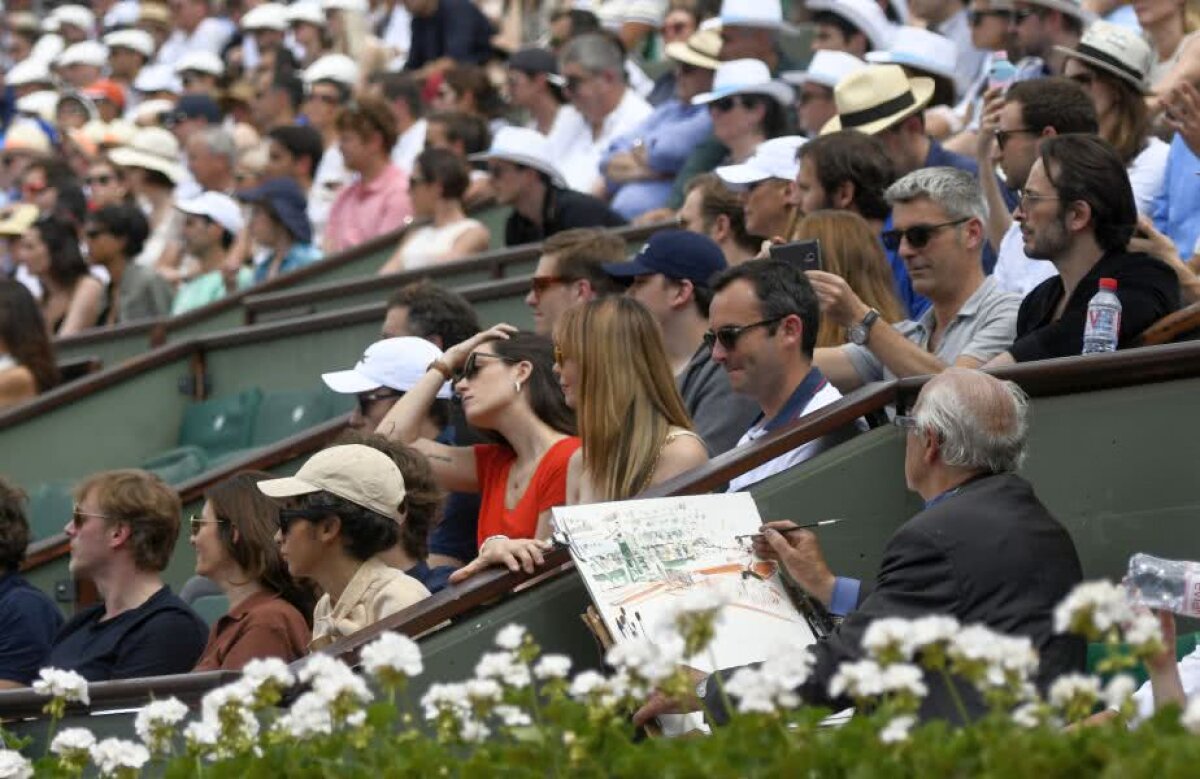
[[46, 586, 208, 682], [0, 573, 64, 685]]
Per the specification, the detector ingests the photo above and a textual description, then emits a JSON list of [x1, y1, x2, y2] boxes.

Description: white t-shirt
[[155, 18, 234, 67], [391, 118, 427, 173], [309, 144, 351, 248], [1128, 137, 1170, 217], [991, 221, 1057, 297], [555, 88, 652, 193], [1131, 643, 1200, 724]]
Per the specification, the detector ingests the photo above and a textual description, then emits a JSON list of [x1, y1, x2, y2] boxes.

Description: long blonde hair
[[555, 297, 694, 501], [790, 210, 905, 347]]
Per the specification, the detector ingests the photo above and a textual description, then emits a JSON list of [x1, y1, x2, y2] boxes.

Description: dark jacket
[[504, 185, 626, 246], [705, 473, 1085, 724]]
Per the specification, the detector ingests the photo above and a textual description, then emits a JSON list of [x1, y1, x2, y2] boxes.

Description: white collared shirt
[[992, 221, 1057, 297], [556, 88, 652, 193], [391, 118, 427, 172]]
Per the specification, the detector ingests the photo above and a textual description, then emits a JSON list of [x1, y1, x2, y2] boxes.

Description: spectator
[[186, 127, 238, 195], [708, 259, 865, 492], [266, 125, 326, 198], [0, 123, 51, 203], [48, 470, 209, 681], [987, 135, 1179, 365], [692, 59, 792, 169], [339, 431, 458, 594], [1058, 22, 1168, 215], [380, 280, 483, 568], [554, 33, 654, 195], [324, 336, 455, 435], [716, 135, 807, 243], [191, 472, 314, 671], [174, 51, 225, 97], [807, 0, 894, 58], [604, 230, 760, 456], [0, 477, 64, 688], [431, 64, 508, 136], [782, 50, 867, 138], [155, 0, 234, 67], [789, 210, 905, 349], [0, 280, 58, 408], [978, 77, 1098, 295], [1011, 0, 1087, 75], [17, 160, 87, 230], [378, 149, 489, 273], [258, 445, 431, 650], [56, 42, 108, 90], [1138, 0, 1200, 89], [423, 110, 494, 208], [812, 169, 1018, 391], [237, 177, 322, 283], [506, 47, 575, 140], [241, 3, 290, 73], [470, 127, 626, 246], [904, 0, 988, 96], [378, 329, 579, 575], [172, 192, 251, 315], [251, 68, 305, 133], [378, 73, 428, 173], [81, 81, 128, 124], [717, 0, 803, 75], [108, 128, 187, 272], [526, 227, 626, 337], [677, 173, 761, 266], [636, 369, 1085, 726], [84, 158, 132, 210], [86, 204, 175, 325], [16, 214, 103, 336], [599, 26, 719, 220], [103, 29, 157, 87], [794, 130, 927, 318], [1152, 82, 1200, 261], [302, 54, 359, 245], [646, 1, 703, 106], [403, 0, 495, 75], [323, 95, 414, 253], [286, 1, 331, 68]]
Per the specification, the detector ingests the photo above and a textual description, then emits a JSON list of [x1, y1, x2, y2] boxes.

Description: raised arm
[[975, 89, 1014, 251]]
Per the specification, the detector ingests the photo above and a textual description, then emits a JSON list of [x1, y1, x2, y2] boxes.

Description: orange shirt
[[192, 591, 311, 671], [473, 437, 581, 544]]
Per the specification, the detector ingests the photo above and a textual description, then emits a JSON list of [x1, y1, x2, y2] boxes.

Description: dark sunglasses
[[455, 351, 518, 384], [703, 316, 788, 351], [529, 275, 571, 297], [356, 388, 402, 414], [188, 514, 227, 536], [993, 126, 1038, 150], [969, 9, 1013, 24], [87, 174, 114, 186], [881, 218, 970, 251], [710, 96, 742, 113], [278, 506, 331, 534]]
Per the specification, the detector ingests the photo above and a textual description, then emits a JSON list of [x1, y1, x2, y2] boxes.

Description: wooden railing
[[0, 671, 237, 719]]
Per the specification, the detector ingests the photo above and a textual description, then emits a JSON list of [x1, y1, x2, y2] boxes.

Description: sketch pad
[[553, 493, 819, 674]]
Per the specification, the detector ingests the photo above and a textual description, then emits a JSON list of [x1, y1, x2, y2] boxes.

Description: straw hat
[[1055, 20, 1155, 95], [0, 205, 40, 236], [664, 27, 722, 71], [821, 64, 934, 135], [692, 59, 795, 108], [109, 127, 188, 183]]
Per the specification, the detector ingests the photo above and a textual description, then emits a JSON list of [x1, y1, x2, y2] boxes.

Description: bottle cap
[[1099, 277, 1118, 290]]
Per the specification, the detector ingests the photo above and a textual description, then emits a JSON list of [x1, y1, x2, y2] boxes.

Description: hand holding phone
[[770, 239, 823, 272]]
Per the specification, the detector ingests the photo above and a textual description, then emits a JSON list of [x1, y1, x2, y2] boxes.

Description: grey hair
[[560, 33, 624, 77], [192, 128, 238, 169], [884, 166, 988, 224], [913, 368, 1029, 474]]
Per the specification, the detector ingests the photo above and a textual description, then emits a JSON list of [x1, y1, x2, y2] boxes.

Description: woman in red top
[[190, 472, 315, 670], [379, 325, 579, 582]]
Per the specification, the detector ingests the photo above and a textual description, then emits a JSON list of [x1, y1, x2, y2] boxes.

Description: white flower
[[1103, 674, 1137, 710], [89, 738, 150, 777], [880, 663, 928, 699], [495, 624, 527, 650], [494, 704, 532, 727], [49, 727, 96, 756], [908, 615, 961, 651], [459, 718, 491, 743], [182, 719, 219, 750], [829, 659, 886, 700], [760, 646, 814, 693], [862, 617, 919, 662], [242, 657, 295, 690], [296, 653, 355, 686], [1123, 611, 1163, 649], [200, 680, 256, 722], [1048, 673, 1101, 711], [421, 682, 470, 720], [275, 691, 335, 738], [1011, 702, 1042, 729], [568, 670, 608, 700], [465, 678, 503, 703], [311, 668, 373, 706], [32, 667, 90, 705], [533, 654, 572, 680], [605, 638, 680, 682], [1182, 696, 1200, 734], [135, 697, 189, 753], [475, 651, 532, 688], [361, 631, 423, 679], [1054, 580, 1133, 635], [725, 666, 777, 714], [0, 750, 32, 779], [879, 714, 916, 744]]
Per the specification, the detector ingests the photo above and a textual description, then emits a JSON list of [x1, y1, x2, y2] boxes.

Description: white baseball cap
[[174, 51, 225, 77], [16, 91, 59, 123], [286, 0, 326, 26], [322, 337, 453, 399], [104, 28, 157, 59], [51, 4, 95, 32], [866, 26, 959, 83], [56, 41, 109, 68], [177, 191, 245, 235], [469, 126, 567, 188], [303, 54, 359, 87], [242, 2, 290, 31], [258, 445, 408, 522], [716, 136, 807, 188], [719, 0, 794, 31], [6, 58, 54, 87], [782, 50, 868, 89], [321, 0, 370, 12], [807, 0, 894, 52], [133, 63, 183, 94]]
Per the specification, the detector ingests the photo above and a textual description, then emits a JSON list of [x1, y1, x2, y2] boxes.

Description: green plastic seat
[[26, 481, 75, 541], [177, 388, 263, 459], [249, 388, 337, 447], [190, 593, 230, 626], [140, 447, 209, 485]]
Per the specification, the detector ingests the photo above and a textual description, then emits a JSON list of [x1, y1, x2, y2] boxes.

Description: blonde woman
[[556, 296, 709, 504], [789, 211, 904, 348]]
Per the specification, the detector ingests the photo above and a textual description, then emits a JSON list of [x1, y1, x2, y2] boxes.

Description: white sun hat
[[133, 64, 183, 94], [719, 0, 795, 32], [50, 4, 96, 33], [109, 127, 188, 183], [16, 91, 59, 123], [1, 121, 53, 155], [103, 28, 157, 59], [321, 0, 370, 12], [866, 26, 959, 83], [6, 58, 54, 87], [286, 0, 325, 26], [782, 50, 868, 88], [174, 51, 225, 77], [692, 58, 795, 108], [242, 2, 290, 31], [806, 0, 895, 52], [469, 126, 568, 187], [303, 54, 360, 87], [56, 41, 109, 68], [715, 135, 807, 188], [322, 337, 453, 399]]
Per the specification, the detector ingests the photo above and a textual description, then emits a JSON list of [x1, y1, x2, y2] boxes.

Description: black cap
[[510, 47, 561, 79]]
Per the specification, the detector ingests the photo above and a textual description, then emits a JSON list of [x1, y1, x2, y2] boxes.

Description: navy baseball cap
[[603, 230, 727, 287], [237, 177, 312, 244], [173, 93, 222, 124]]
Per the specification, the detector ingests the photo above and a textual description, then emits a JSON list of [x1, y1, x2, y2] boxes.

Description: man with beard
[[984, 135, 1179, 366]]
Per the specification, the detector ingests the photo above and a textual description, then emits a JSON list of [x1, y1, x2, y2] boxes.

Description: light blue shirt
[[252, 243, 323, 284], [1152, 134, 1200, 260]]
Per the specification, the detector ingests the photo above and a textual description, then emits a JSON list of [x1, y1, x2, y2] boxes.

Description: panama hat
[[782, 50, 867, 89], [1055, 20, 1155, 95], [6, 58, 54, 88], [806, 0, 894, 51], [866, 27, 959, 83], [664, 27, 722, 71], [692, 59, 795, 108], [109, 127, 188, 183], [469, 126, 567, 188], [16, 91, 59, 124], [0, 204, 40, 237], [56, 41, 109, 68], [1, 122, 52, 155], [821, 64, 934, 135], [174, 51, 225, 77]]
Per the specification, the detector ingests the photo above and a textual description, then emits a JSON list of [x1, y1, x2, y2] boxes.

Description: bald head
[[913, 368, 1028, 474]]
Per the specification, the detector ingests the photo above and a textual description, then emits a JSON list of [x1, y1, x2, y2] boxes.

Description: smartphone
[[770, 239, 823, 272]]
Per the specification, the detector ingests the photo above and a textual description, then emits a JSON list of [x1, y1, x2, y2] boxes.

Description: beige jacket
[[309, 556, 430, 651]]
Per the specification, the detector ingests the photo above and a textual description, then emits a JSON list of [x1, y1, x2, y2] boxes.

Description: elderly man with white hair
[[635, 366, 1085, 726]]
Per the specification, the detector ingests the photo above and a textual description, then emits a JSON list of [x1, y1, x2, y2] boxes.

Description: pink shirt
[[324, 164, 413, 252]]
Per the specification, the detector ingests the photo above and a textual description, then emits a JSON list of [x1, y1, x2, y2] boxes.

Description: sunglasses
[[455, 351, 518, 384], [710, 96, 742, 113], [703, 316, 788, 351], [188, 514, 226, 536], [529, 275, 571, 297], [968, 9, 1013, 24], [71, 507, 112, 529], [881, 218, 970, 251], [993, 126, 1038, 150], [278, 506, 330, 534], [87, 174, 114, 186], [356, 388, 402, 414]]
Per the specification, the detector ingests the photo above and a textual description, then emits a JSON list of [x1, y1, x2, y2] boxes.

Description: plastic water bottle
[[1082, 278, 1121, 354], [988, 52, 1018, 93], [1126, 553, 1200, 617]]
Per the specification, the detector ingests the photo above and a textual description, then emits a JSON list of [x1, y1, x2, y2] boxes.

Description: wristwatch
[[848, 309, 881, 346]]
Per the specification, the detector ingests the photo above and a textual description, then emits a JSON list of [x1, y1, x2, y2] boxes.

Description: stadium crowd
[[2, 0, 1200, 732]]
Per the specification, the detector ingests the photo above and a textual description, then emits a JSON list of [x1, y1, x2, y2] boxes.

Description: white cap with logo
[[258, 445, 408, 522], [716, 136, 807, 188], [322, 337, 453, 399], [176, 192, 245, 235]]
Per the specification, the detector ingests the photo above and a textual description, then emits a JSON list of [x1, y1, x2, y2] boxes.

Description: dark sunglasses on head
[[278, 506, 331, 534], [703, 316, 788, 351], [881, 218, 970, 251], [455, 351, 518, 384]]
